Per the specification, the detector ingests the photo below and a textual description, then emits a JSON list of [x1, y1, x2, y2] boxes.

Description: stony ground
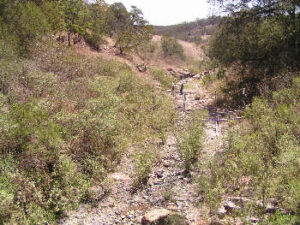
[[60, 75, 241, 225]]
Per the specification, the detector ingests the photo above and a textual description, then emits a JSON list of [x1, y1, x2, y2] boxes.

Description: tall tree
[[208, 0, 300, 99], [85, 0, 109, 50], [0, 0, 50, 53], [61, 0, 90, 46], [107, 4, 153, 54]]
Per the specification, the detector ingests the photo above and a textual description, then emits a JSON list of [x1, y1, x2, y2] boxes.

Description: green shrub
[[40, 1, 64, 32], [199, 77, 300, 221], [2, 1, 50, 54], [83, 33, 103, 51], [161, 36, 186, 60], [0, 40, 176, 223], [70, 94, 123, 179], [133, 145, 155, 188], [161, 214, 188, 225], [178, 110, 207, 172], [0, 102, 84, 224], [151, 67, 176, 91], [152, 94, 176, 143]]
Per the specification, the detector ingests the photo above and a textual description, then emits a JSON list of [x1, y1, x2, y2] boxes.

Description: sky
[[104, 0, 211, 26]]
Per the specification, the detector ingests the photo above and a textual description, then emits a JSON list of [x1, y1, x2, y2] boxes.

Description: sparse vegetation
[[133, 145, 156, 188], [178, 110, 207, 172], [162, 185, 175, 203]]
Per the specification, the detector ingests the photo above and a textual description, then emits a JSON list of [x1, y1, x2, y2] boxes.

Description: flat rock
[[224, 200, 240, 211], [217, 206, 226, 219], [110, 173, 131, 181], [141, 208, 172, 225]]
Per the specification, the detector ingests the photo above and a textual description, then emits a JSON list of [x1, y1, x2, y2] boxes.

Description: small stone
[[224, 200, 240, 211], [250, 217, 259, 223], [136, 64, 147, 72], [167, 203, 178, 211], [266, 203, 277, 214], [195, 95, 201, 100], [156, 171, 164, 178], [163, 162, 171, 167], [217, 206, 226, 219]]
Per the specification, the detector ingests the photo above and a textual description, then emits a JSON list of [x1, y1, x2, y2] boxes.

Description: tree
[[61, 0, 90, 46], [208, 0, 300, 100], [107, 3, 153, 54], [41, 1, 65, 33], [0, 0, 50, 53], [85, 0, 109, 50], [106, 2, 131, 34], [161, 36, 185, 59]]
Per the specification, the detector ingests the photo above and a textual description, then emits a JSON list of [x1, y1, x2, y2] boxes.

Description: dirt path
[[60, 75, 231, 225]]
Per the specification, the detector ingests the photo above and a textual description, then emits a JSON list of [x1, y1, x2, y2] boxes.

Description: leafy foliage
[[108, 3, 154, 54], [161, 36, 186, 60], [0, 0, 50, 53], [178, 110, 207, 172], [61, 0, 90, 46], [133, 145, 156, 188], [199, 77, 300, 222], [208, 0, 300, 104]]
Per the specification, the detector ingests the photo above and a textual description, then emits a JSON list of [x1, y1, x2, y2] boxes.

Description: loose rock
[[141, 208, 172, 225]]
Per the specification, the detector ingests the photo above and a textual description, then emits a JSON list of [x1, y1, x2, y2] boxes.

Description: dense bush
[[0, 102, 83, 224], [0, 0, 153, 54], [0, 0, 50, 53], [208, 0, 300, 104], [199, 77, 300, 223], [161, 36, 186, 60]]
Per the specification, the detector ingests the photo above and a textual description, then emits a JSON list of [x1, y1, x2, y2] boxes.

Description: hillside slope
[[75, 34, 206, 77], [154, 16, 221, 44]]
